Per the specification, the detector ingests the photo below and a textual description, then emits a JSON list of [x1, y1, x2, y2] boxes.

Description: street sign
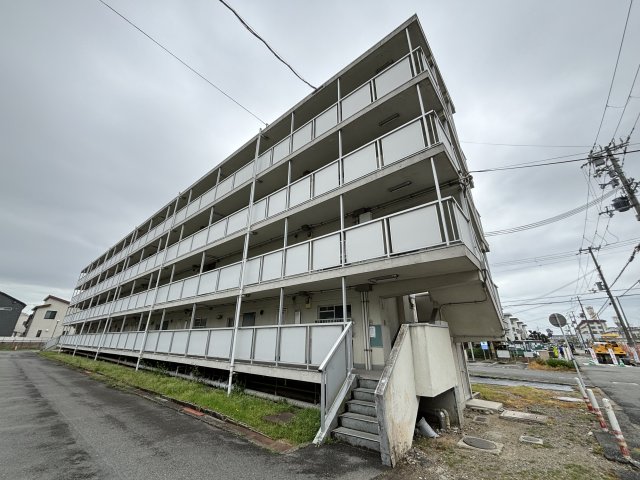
[[480, 341, 489, 350], [549, 313, 567, 328]]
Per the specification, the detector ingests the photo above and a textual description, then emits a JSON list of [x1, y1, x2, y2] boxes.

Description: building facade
[[58, 16, 502, 463], [576, 319, 608, 341], [24, 295, 70, 339], [0, 292, 26, 337]]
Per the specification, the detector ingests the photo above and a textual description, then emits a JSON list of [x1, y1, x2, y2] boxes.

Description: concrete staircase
[[332, 377, 381, 451]]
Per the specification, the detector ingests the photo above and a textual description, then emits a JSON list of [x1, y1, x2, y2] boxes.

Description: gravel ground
[[377, 385, 639, 480]]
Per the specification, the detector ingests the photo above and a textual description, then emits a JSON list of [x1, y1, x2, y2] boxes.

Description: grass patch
[[529, 357, 575, 371], [40, 352, 319, 444], [471, 383, 581, 410]]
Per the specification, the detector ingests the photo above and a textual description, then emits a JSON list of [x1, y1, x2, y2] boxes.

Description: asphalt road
[[0, 351, 384, 480], [468, 361, 582, 385], [581, 364, 640, 426]]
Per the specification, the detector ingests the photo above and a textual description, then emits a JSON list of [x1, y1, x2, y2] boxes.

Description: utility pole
[[576, 296, 596, 343], [582, 247, 637, 351], [588, 140, 640, 221], [569, 312, 586, 348]]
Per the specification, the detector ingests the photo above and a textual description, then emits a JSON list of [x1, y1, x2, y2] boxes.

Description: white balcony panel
[[312, 234, 341, 270], [155, 254, 163, 267], [186, 199, 200, 218], [165, 244, 179, 262], [215, 176, 233, 199], [279, 327, 306, 364], [234, 162, 254, 187], [267, 189, 287, 217], [235, 329, 253, 361], [314, 105, 338, 137], [181, 276, 199, 299], [145, 331, 159, 351], [285, 243, 309, 276], [174, 208, 187, 224], [187, 330, 208, 356], [289, 176, 311, 207], [261, 251, 283, 281], [201, 188, 216, 207], [254, 328, 277, 362], [374, 57, 412, 98], [454, 208, 473, 249], [177, 237, 193, 257], [156, 331, 172, 353], [313, 162, 339, 197], [117, 333, 126, 349], [191, 229, 208, 251], [167, 281, 183, 302], [381, 120, 425, 166], [135, 292, 146, 309], [156, 285, 169, 304], [310, 325, 343, 365], [170, 331, 188, 354], [345, 221, 385, 263], [343, 143, 377, 183], [208, 220, 227, 244], [125, 333, 136, 350], [272, 138, 290, 164], [341, 83, 371, 119], [256, 150, 271, 173], [197, 270, 219, 295], [218, 264, 241, 291], [226, 208, 248, 234], [145, 290, 154, 306], [244, 257, 261, 286], [292, 122, 312, 151], [389, 206, 442, 253], [252, 198, 267, 223], [207, 329, 232, 359]]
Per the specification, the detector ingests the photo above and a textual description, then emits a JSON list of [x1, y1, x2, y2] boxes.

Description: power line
[[613, 62, 640, 138], [461, 141, 592, 148], [217, 0, 317, 90], [469, 148, 640, 173], [593, 0, 634, 145], [502, 287, 640, 304], [503, 294, 640, 308], [485, 190, 615, 236], [97, 0, 267, 126]]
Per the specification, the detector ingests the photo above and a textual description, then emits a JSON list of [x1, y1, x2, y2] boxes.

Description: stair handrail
[[318, 321, 353, 433]]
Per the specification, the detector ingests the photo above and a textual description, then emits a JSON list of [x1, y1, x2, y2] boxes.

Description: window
[[193, 317, 207, 329], [242, 312, 256, 327], [35, 330, 42, 337], [44, 310, 57, 319], [317, 305, 351, 323]]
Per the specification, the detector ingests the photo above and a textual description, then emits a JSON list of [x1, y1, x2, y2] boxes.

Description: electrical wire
[[461, 141, 592, 148], [97, 0, 267, 126], [593, 0, 635, 145], [485, 190, 615, 236], [613, 63, 640, 138], [469, 148, 640, 173], [216, 0, 317, 90]]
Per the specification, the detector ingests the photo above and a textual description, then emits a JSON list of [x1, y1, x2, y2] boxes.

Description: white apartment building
[[577, 318, 608, 341], [58, 16, 502, 465], [25, 295, 69, 339]]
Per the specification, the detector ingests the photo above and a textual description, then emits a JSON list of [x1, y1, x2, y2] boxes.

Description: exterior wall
[[25, 298, 69, 339], [13, 312, 29, 336], [0, 293, 26, 337]]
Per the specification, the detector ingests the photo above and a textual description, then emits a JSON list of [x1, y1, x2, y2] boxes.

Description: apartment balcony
[[72, 38, 453, 295], [67, 107, 463, 313]]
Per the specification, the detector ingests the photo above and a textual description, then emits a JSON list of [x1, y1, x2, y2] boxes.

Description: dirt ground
[[378, 384, 639, 480]]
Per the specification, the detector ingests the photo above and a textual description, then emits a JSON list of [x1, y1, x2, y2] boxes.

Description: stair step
[[358, 378, 379, 390], [347, 399, 377, 417], [352, 387, 376, 402], [333, 427, 380, 452], [340, 412, 379, 434]]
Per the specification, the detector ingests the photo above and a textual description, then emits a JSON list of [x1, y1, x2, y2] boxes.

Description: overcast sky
[[1, 0, 639, 335]]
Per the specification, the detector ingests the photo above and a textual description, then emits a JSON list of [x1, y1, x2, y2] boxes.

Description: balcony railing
[[70, 110, 454, 308], [75, 46, 433, 290], [65, 197, 474, 324], [59, 321, 346, 370]]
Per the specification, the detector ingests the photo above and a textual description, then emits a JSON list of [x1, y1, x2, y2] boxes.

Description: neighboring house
[[0, 292, 26, 337], [59, 16, 503, 465], [13, 312, 30, 337], [503, 313, 527, 342], [24, 295, 70, 339]]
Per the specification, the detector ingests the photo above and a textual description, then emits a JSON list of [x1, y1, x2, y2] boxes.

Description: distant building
[[24, 295, 70, 339], [12, 312, 30, 336], [576, 319, 607, 341], [0, 292, 27, 337], [503, 313, 527, 341]]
